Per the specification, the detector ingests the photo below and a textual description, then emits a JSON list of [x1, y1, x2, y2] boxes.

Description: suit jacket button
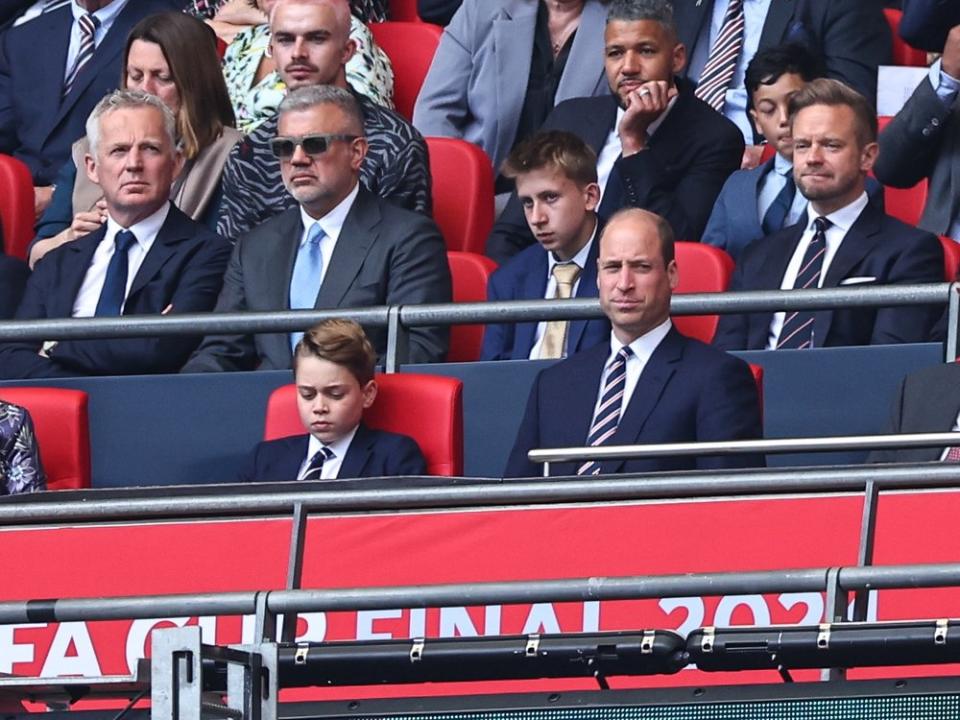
[[931, 117, 941, 127], [922, 127, 932, 137]]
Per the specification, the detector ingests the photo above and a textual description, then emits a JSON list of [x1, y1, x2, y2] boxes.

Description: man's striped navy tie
[[578, 346, 632, 476], [63, 12, 99, 97], [301, 446, 335, 481], [777, 216, 831, 350], [694, 0, 745, 113]]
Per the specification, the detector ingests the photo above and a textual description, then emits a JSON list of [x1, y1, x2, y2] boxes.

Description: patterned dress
[[0, 402, 46, 495], [223, 20, 394, 134], [186, 0, 389, 23], [217, 89, 431, 240]]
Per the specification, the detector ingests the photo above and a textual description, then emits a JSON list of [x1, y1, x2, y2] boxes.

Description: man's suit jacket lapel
[[673, 0, 713, 63], [567, 237, 601, 353], [603, 328, 682, 474], [571, 96, 619, 155], [492, 3, 537, 167], [260, 209, 303, 366], [339, 423, 375, 478], [556, 0, 607, 99], [758, 0, 796, 50], [316, 188, 379, 309], [512, 252, 549, 359], [125, 206, 188, 302], [33, 9, 72, 141], [52, 226, 105, 317]]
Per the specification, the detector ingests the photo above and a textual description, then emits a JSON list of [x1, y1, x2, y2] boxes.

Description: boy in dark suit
[[481, 130, 610, 361], [238, 319, 427, 483]]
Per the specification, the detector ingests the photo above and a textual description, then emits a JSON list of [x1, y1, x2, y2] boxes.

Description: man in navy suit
[[899, 0, 960, 52], [237, 319, 426, 483], [0, 90, 231, 378], [0, 0, 179, 215], [714, 79, 943, 352], [505, 207, 764, 478], [482, 131, 609, 361]]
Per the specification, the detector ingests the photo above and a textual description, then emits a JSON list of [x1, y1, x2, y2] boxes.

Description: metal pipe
[[528, 432, 960, 464]]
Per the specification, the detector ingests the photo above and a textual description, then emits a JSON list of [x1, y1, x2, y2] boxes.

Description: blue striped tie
[[289, 222, 324, 350], [694, 0, 745, 112], [301, 447, 335, 481], [63, 13, 99, 97], [578, 346, 633, 476], [776, 216, 831, 350], [94, 230, 137, 317]]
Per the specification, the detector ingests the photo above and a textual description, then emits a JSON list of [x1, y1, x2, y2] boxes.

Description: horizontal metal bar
[[0, 285, 949, 342], [2, 562, 960, 625], [529, 432, 960, 463], [3, 463, 960, 527]]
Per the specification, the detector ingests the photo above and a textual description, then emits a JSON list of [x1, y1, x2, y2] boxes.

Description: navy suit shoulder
[[505, 328, 763, 477], [899, 0, 960, 52]]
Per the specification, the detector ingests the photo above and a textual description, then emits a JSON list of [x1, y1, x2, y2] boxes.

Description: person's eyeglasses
[[269, 133, 358, 159]]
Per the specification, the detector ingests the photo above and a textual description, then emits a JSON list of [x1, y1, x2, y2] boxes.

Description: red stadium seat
[[368, 21, 442, 120], [264, 373, 464, 476], [447, 251, 498, 362], [388, 0, 422, 22], [0, 387, 91, 491], [941, 236, 960, 282], [759, 143, 777, 165], [748, 363, 764, 422], [0, 153, 35, 261], [427, 137, 495, 254], [877, 115, 929, 226], [884, 8, 929, 67], [672, 241, 735, 343]]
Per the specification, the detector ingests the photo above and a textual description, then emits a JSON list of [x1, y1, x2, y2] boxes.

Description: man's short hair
[[500, 130, 598, 187], [788, 77, 878, 148], [277, 85, 365, 137], [270, 0, 353, 42], [86, 89, 178, 157], [744, 42, 826, 111], [293, 319, 376, 385], [605, 0, 677, 38], [604, 207, 676, 265]]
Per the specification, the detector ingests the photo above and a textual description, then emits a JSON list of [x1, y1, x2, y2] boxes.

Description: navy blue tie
[[94, 230, 137, 317], [776, 216, 830, 350], [762, 173, 797, 235], [578, 346, 633, 475], [300, 446, 335, 481]]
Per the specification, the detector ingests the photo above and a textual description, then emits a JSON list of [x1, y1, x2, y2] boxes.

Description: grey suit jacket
[[874, 76, 960, 237], [412, 0, 609, 170], [868, 363, 960, 464], [182, 186, 452, 372]]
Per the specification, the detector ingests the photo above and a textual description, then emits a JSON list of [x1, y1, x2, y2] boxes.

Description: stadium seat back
[[427, 137, 495, 254], [388, 0, 422, 21], [0, 154, 35, 261], [884, 8, 929, 67], [673, 241, 735, 343], [940, 236, 960, 282], [447, 251, 498, 362], [368, 21, 442, 120], [264, 373, 464, 476], [0, 387, 91, 490]]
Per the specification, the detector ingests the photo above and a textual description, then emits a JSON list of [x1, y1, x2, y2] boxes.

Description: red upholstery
[[388, 0, 422, 22], [0, 387, 91, 490], [368, 21, 442, 120], [884, 9, 929, 67], [264, 373, 464, 476], [672, 241, 735, 343], [447, 251, 498, 362], [748, 363, 764, 423], [0, 153, 35, 260], [758, 143, 777, 165], [877, 115, 929, 227], [941, 236, 960, 282], [427, 137, 495, 254]]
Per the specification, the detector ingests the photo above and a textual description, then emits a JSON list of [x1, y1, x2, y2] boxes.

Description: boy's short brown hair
[[293, 319, 376, 385], [501, 130, 599, 187]]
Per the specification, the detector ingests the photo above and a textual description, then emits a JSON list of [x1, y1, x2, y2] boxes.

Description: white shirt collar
[[546, 218, 598, 272], [804, 191, 869, 234], [103, 201, 170, 251], [71, 0, 128, 26], [304, 425, 359, 479], [298, 182, 360, 246], [773, 151, 793, 176], [609, 317, 672, 365]]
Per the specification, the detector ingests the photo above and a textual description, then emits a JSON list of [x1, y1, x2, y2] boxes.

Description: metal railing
[[0, 283, 955, 371]]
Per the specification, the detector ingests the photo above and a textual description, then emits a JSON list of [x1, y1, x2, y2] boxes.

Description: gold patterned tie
[[538, 262, 582, 359]]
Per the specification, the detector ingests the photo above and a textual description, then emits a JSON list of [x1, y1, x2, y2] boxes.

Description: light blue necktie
[[289, 222, 325, 350]]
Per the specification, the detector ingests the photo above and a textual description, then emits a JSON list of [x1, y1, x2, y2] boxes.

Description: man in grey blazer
[[182, 86, 452, 373], [874, 23, 960, 241]]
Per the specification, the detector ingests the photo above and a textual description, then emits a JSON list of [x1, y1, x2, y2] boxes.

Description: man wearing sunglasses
[[215, 0, 431, 242], [183, 85, 451, 373]]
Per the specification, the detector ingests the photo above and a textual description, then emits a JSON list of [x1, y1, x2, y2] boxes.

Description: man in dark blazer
[[674, 0, 890, 141], [486, 0, 744, 263], [505, 208, 763, 478], [0, 253, 28, 319], [0, 0, 180, 209], [237, 319, 426, 483], [183, 86, 451, 373], [0, 90, 231, 379], [714, 79, 944, 352], [482, 131, 610, 361], [874, 24, 960, 240], [868, 362, 960, 464], [899, 0, 960, 52]]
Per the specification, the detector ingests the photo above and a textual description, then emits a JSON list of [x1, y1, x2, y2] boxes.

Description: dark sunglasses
[[269, 133, 358, 159]]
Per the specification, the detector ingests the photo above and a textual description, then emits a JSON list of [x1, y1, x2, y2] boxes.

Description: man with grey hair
[[0, 89, 231, 379], [487, 0, 744, 263], [183, 86, 451, 372], [216, 0, 430, 241]]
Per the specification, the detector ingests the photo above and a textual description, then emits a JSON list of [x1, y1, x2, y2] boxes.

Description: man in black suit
[[486, 0, 744, 263], [674, 0, 890, 143], [0, 254, 28, 319], [0, 0, 181, 216], [505, 207, 764, 478], [714, 79, 943, 352], [0, 90, 231, 378], [183, 85, 451, 373], [237, 319, 426, 483]]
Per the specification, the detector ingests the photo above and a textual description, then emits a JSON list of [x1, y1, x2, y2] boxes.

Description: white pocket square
[[839, 276, 877, 285]]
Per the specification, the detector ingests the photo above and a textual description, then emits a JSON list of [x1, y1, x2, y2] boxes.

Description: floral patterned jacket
[[0, 402, 46, 495]]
